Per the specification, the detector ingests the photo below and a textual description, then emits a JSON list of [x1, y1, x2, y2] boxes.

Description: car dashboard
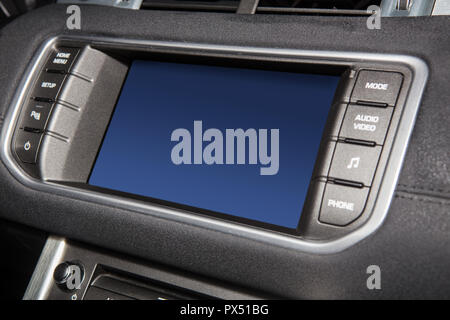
[[0, 0, 449, 301]]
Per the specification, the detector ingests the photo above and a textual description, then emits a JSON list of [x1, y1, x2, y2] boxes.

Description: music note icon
[[347, 157, 360, 169]]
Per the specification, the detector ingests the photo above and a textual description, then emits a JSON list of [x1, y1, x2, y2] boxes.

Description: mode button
[[351, 70, 403, 106]]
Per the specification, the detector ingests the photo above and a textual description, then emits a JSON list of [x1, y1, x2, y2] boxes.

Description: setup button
[[319, 183, 369, 226], [31, 72, 65, 101]]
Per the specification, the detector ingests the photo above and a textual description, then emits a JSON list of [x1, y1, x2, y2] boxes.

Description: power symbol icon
[[24, 141, 31, 151]]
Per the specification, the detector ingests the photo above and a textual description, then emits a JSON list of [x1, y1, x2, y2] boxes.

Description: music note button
[[346, 157, 360, 169], [329, 142, 382, 187]]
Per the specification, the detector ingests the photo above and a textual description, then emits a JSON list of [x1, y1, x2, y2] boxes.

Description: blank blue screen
[[89, 60, 339, 229]]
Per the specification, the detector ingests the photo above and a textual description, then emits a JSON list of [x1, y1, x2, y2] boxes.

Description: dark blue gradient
[[89, 60, 339, 229]]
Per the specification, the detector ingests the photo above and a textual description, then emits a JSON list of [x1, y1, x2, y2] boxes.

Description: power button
[[14, 130, 43, 163]]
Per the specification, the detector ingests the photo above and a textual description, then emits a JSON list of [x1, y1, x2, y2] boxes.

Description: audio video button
[[339, 104, 393, 145]]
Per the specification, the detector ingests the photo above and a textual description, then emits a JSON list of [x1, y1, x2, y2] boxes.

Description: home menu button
[[45, 47, 80, 73]]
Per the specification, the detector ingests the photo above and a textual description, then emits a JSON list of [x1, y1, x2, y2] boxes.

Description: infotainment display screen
[[89, 60, 340, 230]]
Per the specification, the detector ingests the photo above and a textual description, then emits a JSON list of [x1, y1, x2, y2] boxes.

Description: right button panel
[[318, 69, 403, 227]]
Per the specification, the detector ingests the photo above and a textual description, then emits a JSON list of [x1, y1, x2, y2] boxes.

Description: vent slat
[[142, 1, 239, 12], [141, 0, 381, 15], [257, 7, 371, 15]]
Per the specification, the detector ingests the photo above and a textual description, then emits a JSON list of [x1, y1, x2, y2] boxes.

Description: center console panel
[[1, 36, 428, 251], [24, 236, 269, 300]]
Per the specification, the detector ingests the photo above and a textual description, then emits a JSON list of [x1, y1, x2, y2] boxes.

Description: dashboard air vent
[[142, 0, 382, 15]]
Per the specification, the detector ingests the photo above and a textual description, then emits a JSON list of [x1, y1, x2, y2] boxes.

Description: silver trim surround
[[57, 0, 143, 10], [381, 0, 435, 16], [0, 36, 429, 254], [432, 0, 450, 15], [24, 236, 269, 300], [23, 237, 66, 300], [0, 1, 11, 17]]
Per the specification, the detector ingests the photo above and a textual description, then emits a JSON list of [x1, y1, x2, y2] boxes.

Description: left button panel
[[14, 130, 43, 164], [12, 46, 81, 172]]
